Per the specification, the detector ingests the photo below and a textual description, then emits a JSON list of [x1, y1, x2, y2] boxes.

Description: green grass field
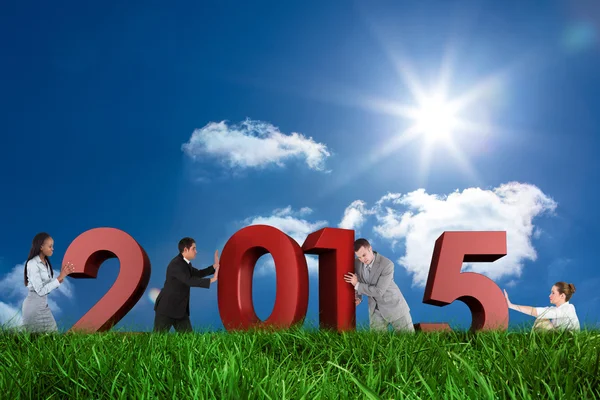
[[1, 325, 599, 399]]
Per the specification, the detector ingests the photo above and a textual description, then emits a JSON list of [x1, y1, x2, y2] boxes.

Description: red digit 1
[[217, 225, 309, 330], [302, 228, 355, 332], [422, 231, 508, 331], [63, 228, 151, 332]]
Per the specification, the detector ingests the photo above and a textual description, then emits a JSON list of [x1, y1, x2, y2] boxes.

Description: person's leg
[[533, 318, 554, 331], [153, 313, 174, 332], [390, 313, 415, 333], [45, 308, 58, 332], [370, 308, 389, 332], [22, 295, 42, 332], [173, 317, 193, 333]]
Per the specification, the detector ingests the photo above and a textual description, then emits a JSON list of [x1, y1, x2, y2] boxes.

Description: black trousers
[[153, 313, 193, 333]]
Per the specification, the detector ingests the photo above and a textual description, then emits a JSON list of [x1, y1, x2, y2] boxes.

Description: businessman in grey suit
[[344, 238, 415, 333]]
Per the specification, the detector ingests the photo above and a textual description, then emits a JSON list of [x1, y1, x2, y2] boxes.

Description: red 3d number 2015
[[60, 226, 508, 333]]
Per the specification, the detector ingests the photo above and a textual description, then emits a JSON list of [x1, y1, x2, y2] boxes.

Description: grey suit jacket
[[355, 252, 411, 322]]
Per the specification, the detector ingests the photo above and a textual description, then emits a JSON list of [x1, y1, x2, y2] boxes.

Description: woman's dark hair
[[24, 232, 53, 286]]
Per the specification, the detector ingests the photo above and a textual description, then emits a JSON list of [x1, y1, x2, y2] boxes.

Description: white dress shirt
[[355, 258, 375, 292], [535, 301, 580, 331], [26, 255, 60, 296]]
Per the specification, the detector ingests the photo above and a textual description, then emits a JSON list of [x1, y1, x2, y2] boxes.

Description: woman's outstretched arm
[[504, 289, 539, 317]]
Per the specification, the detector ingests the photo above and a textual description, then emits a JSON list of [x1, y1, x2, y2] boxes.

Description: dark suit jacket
[[154, 253, 216, 319]]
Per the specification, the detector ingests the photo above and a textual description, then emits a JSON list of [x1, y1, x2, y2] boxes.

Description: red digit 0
[[217, 225, 309, 330], [63, 228, 151, 332], [421, 231, 508, 331], [302, 227, 355, 332]]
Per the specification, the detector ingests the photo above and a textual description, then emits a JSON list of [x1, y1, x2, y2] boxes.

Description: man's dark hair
[[354, 238, 371, 252], [178, 237, 195, 253]]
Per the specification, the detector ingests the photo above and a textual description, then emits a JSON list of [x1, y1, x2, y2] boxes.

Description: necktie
[[364, 264, 370, 282]]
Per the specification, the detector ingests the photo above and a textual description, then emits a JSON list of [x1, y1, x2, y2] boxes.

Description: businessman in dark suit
[[153, 237, 220, 332]]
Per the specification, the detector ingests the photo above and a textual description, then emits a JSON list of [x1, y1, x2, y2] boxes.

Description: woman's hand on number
[[59, 262, 75, 279]]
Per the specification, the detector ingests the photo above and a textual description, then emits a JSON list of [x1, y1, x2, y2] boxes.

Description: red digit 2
[[420, 231, 508, 331], [63, 228, 151, 332], [217, 225, 309, 330], [302, 228, 355, 332]]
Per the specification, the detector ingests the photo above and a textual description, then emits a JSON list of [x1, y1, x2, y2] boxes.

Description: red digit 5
[[302, 227, 355, 332], [217, 225, 309, 330], [421, 231, 508, 331], [63, 228, 151, 332]]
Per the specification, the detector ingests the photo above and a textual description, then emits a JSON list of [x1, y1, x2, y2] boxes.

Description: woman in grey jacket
[[21, 232, 75, 332]]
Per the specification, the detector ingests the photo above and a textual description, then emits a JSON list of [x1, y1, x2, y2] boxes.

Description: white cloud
[[0, 302, 22, 328], [182, 119, 332, 172], [338, 200, 374, 233], [237, 182, 556, 286], [244, 206, 328, 276], [272, 206, 314, 218], [346, 182, 556, 288], [0, 263, 75, 328]]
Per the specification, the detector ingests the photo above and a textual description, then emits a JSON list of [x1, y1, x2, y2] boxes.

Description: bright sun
[[356, 56, 501, 186], [318, 48, 504, 195], [413, 95, 459, 143]]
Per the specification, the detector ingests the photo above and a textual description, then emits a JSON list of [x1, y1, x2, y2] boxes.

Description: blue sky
[[1, 0, 599, 332]]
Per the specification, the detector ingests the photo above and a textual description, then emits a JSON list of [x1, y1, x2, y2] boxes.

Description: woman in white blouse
[[21, 232, 75, 332], [504, 282, 580, 331]]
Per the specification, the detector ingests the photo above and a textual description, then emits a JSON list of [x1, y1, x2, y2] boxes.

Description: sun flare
[[316, 45, 509, 196], [413, 95, 459, 143], [352, 55, 505, 188]]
